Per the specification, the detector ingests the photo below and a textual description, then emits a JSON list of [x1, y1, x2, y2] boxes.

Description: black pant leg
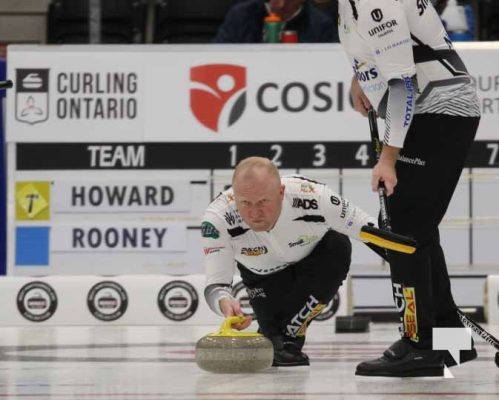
[[429, 231, 462, 327], [238, 230, 351, 343], [281, 230, 351, 341], [387, 114, 479, 346]]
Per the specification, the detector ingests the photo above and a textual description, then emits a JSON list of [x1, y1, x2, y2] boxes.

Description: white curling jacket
[[201, 175, 376, 315], [338, 0, 480, 148]]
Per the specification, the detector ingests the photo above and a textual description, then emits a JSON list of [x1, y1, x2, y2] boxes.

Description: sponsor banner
[[8, 52, 144, 142], [0, 274, 352, 326], [0, 275, 219, 326], [51, 179, 191, 213], [142, 44, 499, 142], [8, 44, 499, 143], [6, 45, 355, 142], [167, 57, 351, 141], [458, 42, 499, 140]]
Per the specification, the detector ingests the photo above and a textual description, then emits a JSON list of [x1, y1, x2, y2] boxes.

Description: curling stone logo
[[157, 280, 199, 321], [232, 281, 256, 318], [17, 281, 57, 322], [15, 69, 50, 125], [87, 281, 128, 321], [190, 64, 247, 132], [314, 293, 340, 321]]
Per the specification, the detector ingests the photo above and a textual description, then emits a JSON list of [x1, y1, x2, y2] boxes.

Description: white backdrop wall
[[5, 43, 499, 311], [0, 274, 348, 326]]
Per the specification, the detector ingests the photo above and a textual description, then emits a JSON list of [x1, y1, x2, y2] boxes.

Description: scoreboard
[[6, 43, 499, 286], [15, 140, 499, 170]]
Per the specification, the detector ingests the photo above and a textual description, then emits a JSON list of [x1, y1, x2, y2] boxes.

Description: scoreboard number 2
[[270, 144, 282, 166]]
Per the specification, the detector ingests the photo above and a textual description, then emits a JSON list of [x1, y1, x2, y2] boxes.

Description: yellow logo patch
[[296, 303, 325, 337], [403, 287, 419, 342], [16, 182, 50, 220]]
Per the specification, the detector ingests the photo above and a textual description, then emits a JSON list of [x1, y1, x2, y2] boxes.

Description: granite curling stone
[[195, 316, 274, 373]]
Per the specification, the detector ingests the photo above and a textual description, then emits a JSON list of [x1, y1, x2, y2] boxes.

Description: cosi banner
[[7, 43, 499, 143]]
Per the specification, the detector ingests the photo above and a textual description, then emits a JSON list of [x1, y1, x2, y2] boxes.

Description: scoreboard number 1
[[229, 144, 237, 167]]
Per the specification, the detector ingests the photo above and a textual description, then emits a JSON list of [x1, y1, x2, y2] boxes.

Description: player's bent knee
[[324, 231, 352, 272]]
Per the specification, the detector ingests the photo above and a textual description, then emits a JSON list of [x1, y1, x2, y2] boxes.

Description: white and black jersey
[[338, 0, 480, 147], [201, 175, 375, 315]]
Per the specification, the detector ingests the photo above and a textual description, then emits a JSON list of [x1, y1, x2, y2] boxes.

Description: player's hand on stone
[[219, 298, 253, 330]]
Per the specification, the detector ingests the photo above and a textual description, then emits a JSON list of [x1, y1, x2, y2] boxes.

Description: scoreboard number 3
[[313, 144, 326, 167]]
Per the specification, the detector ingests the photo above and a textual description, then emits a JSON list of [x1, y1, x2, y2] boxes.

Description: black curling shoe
[[272, 342, 310, 367], [355, 338, 444, 377]]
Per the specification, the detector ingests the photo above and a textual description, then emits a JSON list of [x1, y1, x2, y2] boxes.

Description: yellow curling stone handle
[[208, 316, 262, 337]]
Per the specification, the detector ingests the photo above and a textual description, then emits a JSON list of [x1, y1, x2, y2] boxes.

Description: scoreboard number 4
[[355, 144, 370, 166]]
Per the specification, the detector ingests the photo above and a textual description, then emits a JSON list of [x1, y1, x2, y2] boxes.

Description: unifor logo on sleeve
[[15, 69, 50, 125]]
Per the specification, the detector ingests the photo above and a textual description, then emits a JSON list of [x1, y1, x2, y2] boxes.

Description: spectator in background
[[214, 0, 338, 43], [311, 0, 339, 22]]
